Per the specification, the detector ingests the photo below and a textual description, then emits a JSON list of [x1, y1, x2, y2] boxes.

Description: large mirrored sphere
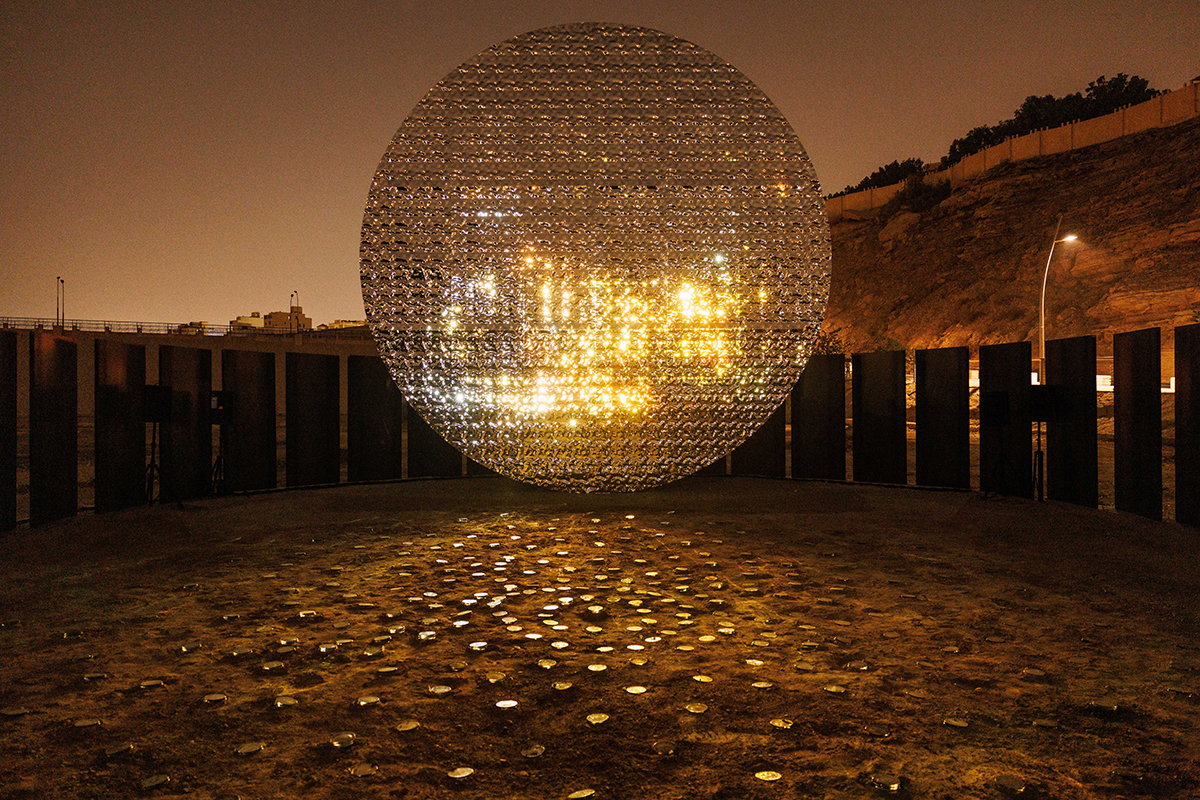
[[361, 23, 829, 492]]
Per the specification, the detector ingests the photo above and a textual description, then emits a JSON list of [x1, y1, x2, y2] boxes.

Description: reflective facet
[[362, 23, 829, 492]]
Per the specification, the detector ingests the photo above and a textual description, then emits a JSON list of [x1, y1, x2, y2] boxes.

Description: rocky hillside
[[824, 114, 1200, 365]]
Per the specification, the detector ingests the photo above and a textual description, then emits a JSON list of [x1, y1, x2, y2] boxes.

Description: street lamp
[[1034, 215, 1078, 502], [1039, 215, 1078, 379]]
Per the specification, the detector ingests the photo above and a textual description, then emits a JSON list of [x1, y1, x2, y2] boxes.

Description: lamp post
[[290, 291, 298, 333], [1034, 215, 1078, 501], [56, 276, 64, 326], [1038, 215, 1078, 379]]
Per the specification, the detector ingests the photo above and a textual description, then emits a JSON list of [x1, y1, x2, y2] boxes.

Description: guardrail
[[0, 317, 372, 340]]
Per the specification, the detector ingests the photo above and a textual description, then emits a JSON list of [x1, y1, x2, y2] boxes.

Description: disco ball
[[361, 23, 829, 492]]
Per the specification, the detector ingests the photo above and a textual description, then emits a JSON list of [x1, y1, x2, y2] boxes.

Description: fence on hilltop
[[826, 82, 1200, 221]]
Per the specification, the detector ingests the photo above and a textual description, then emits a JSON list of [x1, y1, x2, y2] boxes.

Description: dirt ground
[[0, 476, 1197, 799]]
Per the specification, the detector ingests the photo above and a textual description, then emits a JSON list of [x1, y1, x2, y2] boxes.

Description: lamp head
[[1062, 234, 1078, 242]]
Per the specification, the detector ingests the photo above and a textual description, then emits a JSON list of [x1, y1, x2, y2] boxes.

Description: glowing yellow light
[[361, 23, 829, 492]]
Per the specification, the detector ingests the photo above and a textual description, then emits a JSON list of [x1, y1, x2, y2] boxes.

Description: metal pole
[[1039, 214, 1062, 383], [1035, 216, 1064, 503], [1035, 421, 1044, 502]]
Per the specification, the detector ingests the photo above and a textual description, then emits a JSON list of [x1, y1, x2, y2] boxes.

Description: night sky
[[2, 1, 1195, 326]]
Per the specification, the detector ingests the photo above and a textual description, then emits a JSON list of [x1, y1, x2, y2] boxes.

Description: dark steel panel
[[791, 353, 846, 480], [286, 352, 340, 487], [143, 384, 171, 423], [159, 345, 212, 501], [1, 331, 17, 530], [406, 401, 463, 478], [347, 355, 403, 482], [979, 341, 1033, 498], [1114, 327, 1162, 520], [466, 456, 497, 476], [851, 350, 906, 484], [222, 350, 276, 491], [1045, 335, 1098, 507], [94, 340, 146, 512], [915, 346, 970, 488], [1177, 323, 1200, 527], [30, 330, 77, 525], [731, 400, 786, 477]]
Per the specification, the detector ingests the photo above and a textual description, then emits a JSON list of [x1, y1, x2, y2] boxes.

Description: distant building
[[230, 307, 333, 334], [260, 306, 312, 332], [229, 311, 265, 329], [317, 318, 368, 331]]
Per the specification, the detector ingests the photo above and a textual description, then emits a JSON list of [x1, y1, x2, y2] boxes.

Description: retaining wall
[[827, 82, 1200, 221]]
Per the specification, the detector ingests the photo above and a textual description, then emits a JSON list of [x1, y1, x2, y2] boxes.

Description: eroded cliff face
[[824, 115, 1200, 360]]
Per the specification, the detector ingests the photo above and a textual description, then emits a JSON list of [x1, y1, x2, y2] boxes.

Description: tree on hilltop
[[832, 73, 1161, 199], [942, 73, 1159, 167], [1084, 73, 1159, 110], [832, 157, 925, 197]]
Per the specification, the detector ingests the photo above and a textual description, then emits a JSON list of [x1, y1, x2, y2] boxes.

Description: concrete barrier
[[1040, 123, 1073, 156], [1011, 131, 1040, 161], [983, 138, 1012, 170], [1125, 99, 1160, 134], [1163, 82, 1198, 124], [1074, 112, 1124, 149], [960, 150, 987, 181]]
